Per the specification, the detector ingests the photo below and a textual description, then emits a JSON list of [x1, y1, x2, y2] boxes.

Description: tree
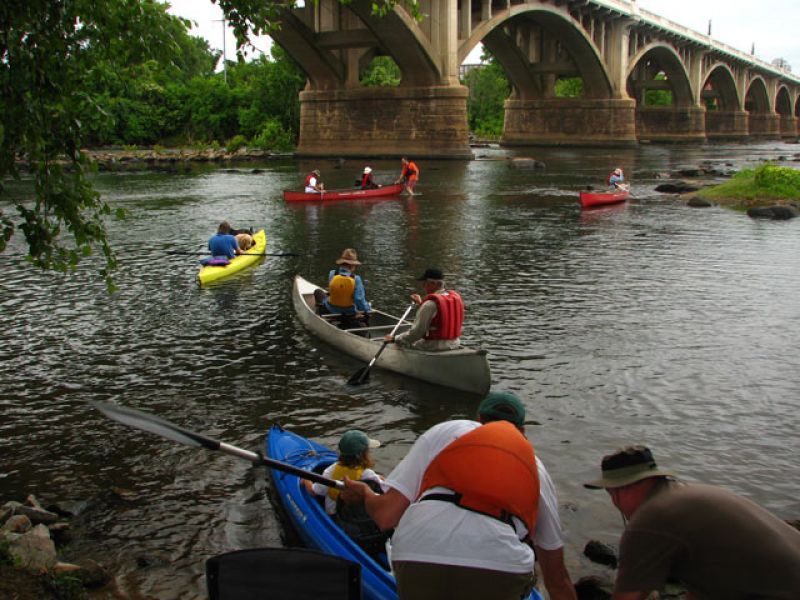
[[462, 59, 510, 138], [1, 0, 420, 290]]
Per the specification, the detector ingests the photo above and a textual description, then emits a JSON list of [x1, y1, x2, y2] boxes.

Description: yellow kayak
[[197, 229, 266, 285]]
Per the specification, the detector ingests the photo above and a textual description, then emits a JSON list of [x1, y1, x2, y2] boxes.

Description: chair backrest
[[206, 547, 362, 600]]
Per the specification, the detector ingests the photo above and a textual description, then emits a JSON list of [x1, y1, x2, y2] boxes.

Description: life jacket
[[327, 463, 364, 502], [361, 173, 373, 189], [418, 421, 539, 534], [424, 291, 463, 340], [328, 271, 356, 308], [305, 172, 316, 187], [404, 162, 419, 181]]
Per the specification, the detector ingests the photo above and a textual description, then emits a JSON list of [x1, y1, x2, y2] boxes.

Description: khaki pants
[[393, 561, 535, 600]]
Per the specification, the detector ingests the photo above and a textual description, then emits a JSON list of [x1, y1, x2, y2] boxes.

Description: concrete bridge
[[270, 0, 800, 158]]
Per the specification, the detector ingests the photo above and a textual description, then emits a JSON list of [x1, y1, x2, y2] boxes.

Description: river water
[[2, 142, 799, 598]]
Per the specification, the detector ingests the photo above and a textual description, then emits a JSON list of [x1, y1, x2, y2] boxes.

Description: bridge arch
[[626, 43, 693, 107], [701, 63, 741, 111], [775, 86, 792, 115], [745, 76, 770, 112], [462, 5, 612, 100]]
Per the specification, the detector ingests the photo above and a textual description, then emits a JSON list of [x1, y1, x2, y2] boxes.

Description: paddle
[[167, 251, 299, 257], [90, 401, 343, 489], [347, 303, 415, 385]]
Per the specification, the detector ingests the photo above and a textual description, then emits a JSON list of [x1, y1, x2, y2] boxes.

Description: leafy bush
[[753, 164, 800, 195], [360, 56, 401, 87], [250, 118, 294, 151], [226, 135, 247, 153]]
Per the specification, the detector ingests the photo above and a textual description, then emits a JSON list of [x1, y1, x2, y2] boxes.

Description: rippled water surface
[[2, 143, 799, 598]]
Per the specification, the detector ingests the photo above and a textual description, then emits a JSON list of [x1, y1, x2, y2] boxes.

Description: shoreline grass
[[698, 164, 800, 208]]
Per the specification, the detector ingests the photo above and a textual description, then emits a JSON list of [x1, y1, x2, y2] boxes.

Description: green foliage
[[226, 135, 248, 153], [251, 118, 295, 152], [645, 89, 673, 106], [462, 61, 510, 138], [700, 164, 800, 205], [554, 77, 583, 98], [360, 56, 401, 87]]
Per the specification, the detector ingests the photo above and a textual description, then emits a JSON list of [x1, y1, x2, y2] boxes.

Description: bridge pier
[[779, 116, 798, 139], [705, 111, 749, 141], [501, 98, 637, 146], [747, 113, 781, 138], [295, 86, 472, 159], [635, 107, 706, 142]]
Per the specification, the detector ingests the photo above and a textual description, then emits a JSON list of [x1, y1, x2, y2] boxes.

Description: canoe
[[266, 425, 544, 600], [283, 183, 404, 202], [579, 187, 629, 208], [197, 229, 266, 286], [292, 275, 491, 394]]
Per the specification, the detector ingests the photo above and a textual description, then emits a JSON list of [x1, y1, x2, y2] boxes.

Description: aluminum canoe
[[292, 275, 491, 394]]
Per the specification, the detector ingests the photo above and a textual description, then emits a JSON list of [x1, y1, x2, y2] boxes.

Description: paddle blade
[[347, 367, 370, 386], [91, 401, 220, 451]]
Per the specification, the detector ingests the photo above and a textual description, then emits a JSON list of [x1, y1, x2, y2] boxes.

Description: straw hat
[[335, 248, 361, 266]]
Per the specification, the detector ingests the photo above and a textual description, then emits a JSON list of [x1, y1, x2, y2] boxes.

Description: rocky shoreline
[[1, 495, 112, 599]]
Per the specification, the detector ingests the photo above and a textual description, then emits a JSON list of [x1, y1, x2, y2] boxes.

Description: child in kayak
[[304, 430, 390, 557]]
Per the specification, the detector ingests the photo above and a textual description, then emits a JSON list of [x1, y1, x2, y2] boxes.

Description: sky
[[164, 0, 799, 74]]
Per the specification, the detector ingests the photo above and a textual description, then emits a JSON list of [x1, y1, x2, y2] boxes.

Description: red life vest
[[361, 173, 372, 188], [403, 162, 419, 181], [424, 291, 463, 340], [418, 421, 540, 534], [305, 172, 316, 187]]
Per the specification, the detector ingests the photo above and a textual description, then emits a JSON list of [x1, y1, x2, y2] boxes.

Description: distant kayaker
[[385, 268, 462, 351], [607, 167, 626, 189], [304, 169, 325, 193], [314, 248, 371, 325], [339, 391, 578, 600], [584, 445, 800, 599], [361, 166, 381, 189], [394, 157, 419, 195], [208, 221, 240, 259]]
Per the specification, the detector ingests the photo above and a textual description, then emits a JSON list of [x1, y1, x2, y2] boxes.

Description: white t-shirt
[[312, 463, 386, 515], [304, 176, 320, 193], [385, 420, 564, 574]]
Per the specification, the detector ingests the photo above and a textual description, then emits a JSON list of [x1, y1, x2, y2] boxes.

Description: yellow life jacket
[[327, 463, 365, 501], [329, 273, 356, 308]]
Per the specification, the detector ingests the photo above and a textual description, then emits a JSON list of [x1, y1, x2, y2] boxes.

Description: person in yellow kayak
[[315, 248, 372, 325], [304, 430, 389, 557], [339, 392, 577, 600], [208, 221, 240, 259]]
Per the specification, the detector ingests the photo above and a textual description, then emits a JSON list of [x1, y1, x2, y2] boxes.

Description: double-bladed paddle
[[167, 251, 299, 257], [90, 401, 343, 489], [347, 303, 415, 385]]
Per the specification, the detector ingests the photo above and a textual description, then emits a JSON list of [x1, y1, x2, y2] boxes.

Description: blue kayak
[[266, 425, 544, 600]]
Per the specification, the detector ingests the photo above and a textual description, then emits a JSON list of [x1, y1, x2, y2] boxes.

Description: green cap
[[338, 430, 381, 456], [477, 391, 526, 428]]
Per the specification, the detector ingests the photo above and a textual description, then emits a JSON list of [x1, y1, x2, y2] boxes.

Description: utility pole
[[215, 18, 227, 83], [707, 20, 712, 36]]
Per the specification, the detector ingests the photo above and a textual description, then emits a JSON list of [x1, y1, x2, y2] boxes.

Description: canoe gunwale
[[292, 275, 491, 393], [283, 183, 404, 202]]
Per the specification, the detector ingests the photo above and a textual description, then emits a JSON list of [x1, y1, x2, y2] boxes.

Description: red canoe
[[579, 188, 629, 208], [283, 183, 404, 202]]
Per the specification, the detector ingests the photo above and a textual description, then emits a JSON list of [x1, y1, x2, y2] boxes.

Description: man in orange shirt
[[395, 157, 419, 195]]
